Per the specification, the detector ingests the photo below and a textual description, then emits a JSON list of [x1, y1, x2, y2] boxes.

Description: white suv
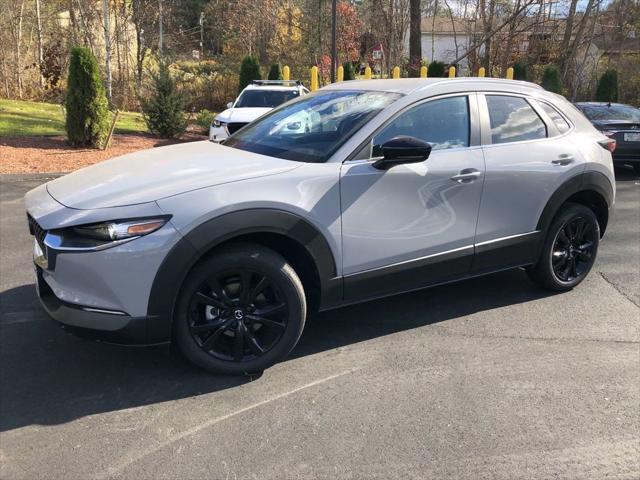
[[209, 80, 309, 142]]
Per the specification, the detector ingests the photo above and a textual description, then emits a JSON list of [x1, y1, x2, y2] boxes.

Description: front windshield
[[224, 90, 403, 163], [579, 104, 640, 122], [235, 90, 300, 108]]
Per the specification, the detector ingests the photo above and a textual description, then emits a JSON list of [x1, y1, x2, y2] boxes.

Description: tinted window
[[539, 102, 571, 133], [577, 104, 640, 122], [372, 96, 470, 156], [235, 90, 300, 108], [486, 95, 546, 144], [225, 90, 402, 163]]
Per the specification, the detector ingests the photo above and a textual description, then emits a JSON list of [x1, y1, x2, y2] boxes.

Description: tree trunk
[[409, 0, 421, 77], [558, 0, 578, 78], [14, 0, 24, 99], [35, 0, 44, 88]]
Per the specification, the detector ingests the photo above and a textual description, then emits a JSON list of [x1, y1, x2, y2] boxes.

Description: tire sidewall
[[173, 245, 306, 375]]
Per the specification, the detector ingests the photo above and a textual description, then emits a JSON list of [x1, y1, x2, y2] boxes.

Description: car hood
[[46, 141, 301, 209], [217, 107, 272, 124]]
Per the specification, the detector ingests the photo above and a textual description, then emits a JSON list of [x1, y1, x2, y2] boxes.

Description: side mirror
[[226, 102, 233, 109], [373, 136, 432, 170]]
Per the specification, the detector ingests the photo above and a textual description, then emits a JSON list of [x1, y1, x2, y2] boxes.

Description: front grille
[[227, 122, 248, 135], [27, 214, 47, 251]]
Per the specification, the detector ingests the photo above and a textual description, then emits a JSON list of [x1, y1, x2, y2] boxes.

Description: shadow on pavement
[[0, 268, 555, 432]]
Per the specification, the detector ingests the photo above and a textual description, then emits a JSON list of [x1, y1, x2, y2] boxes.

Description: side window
[[372, 96, 470, 157], [539, 102, 571, 134], [486, 95, 546, 144]]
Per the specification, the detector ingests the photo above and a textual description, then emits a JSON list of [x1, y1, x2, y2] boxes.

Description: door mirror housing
[[373, 136, 432, 170], [227, 102, 233, 109]]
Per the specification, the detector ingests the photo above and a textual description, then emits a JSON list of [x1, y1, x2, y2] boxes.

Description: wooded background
[[1, 0, 638, 112]]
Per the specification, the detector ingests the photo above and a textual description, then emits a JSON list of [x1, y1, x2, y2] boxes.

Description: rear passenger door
[[474, 93, 583, 272]]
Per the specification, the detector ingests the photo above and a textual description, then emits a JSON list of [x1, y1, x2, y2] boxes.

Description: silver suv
[[26, 78, 615, 375]]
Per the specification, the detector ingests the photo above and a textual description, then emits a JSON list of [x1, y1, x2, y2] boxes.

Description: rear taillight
[[598, 138, 616, 153]]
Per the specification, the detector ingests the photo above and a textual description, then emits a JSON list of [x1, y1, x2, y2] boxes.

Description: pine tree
[[427, 60, 446, 78], [595, 69, 618, 103], [140, 61, 187, 139], [239, 56, 261, 93], [268, 63, 283, 80], [65, 47, 109, 148], [541, 65, 562, 94], [513, 60, 528, 81], [343, 61, 356, 81]]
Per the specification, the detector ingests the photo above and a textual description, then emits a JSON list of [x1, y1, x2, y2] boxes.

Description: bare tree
[[409, 0, 421, 76]]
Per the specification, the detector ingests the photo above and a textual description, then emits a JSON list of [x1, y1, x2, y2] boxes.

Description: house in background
[[407, 17, 484, 75]]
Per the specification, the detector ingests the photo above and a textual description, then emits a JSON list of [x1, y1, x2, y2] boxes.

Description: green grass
[[0, 99, 147, 137]]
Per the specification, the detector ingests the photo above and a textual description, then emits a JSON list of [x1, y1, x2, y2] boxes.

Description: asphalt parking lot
[[1, 170, 638, 479]]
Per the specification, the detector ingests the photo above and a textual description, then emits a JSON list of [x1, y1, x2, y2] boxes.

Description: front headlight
[[73, 218, 169, 241], [212, 119, 226, 128]]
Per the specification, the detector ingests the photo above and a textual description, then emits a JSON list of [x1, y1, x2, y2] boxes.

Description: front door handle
[[451, 169, 482, 183], [552, 154, 574, 166]]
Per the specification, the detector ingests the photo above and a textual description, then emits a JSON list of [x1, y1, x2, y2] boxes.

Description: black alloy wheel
[[188, 270, 289, 362], [527, 202, 600, 291], [550, 216, 596, 283], [174, 243, 306, 375]]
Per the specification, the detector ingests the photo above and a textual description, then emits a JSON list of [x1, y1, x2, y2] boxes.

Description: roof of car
[[243, 81, 304, 92], [321, 77, 543, 94]]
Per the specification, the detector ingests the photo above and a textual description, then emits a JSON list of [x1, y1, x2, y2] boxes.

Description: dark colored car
[[575, 102, 640, 174]]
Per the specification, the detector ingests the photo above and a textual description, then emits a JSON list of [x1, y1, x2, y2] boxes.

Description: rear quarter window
[[539, 102, 571, 134], [486, 95, 547, 144]]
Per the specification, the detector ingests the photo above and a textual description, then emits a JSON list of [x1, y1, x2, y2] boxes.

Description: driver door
[[340, 94, 486, 301]]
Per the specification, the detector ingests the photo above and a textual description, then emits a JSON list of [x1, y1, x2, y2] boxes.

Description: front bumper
[[35, 266, 154, 344], [209, 125, 229, 143], [26, 184, 182, 345]]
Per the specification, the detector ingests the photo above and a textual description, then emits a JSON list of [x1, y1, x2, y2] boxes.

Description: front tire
[[174, 243, 306, 375], [527, 203, 600, 291]]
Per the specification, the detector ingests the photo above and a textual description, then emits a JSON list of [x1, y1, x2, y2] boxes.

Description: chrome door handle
[[451, 169, 482, 183], [552, 154, 574, 166]]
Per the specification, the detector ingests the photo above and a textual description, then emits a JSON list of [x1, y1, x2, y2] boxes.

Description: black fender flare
[[145, 209, 340, 343], [536, 170, 614, 237]]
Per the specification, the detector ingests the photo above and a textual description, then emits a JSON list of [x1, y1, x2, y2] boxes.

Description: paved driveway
[[1, 170, 638, 479]]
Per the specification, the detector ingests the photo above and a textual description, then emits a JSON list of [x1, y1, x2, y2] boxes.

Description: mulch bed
[[0, 133, 204, 174]]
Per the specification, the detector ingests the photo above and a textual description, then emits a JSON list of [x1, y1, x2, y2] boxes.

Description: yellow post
[[364, 66, 372, 80], [506, 67, 514, 80], [392, 66, 400, 79], [283, 65, 290, 81], [478, 67, 486, 77], [448, 66, 456, 78], [337, 65, 344, 82], [420, 65, 427, 78], [310, 66, 318, 91]]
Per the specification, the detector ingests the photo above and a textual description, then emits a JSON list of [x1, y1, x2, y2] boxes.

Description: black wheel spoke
[[191, 318, 226, 333], [557, 229, 570, 246], [233, 325, 245, 361], [244, 326, 265, 356], [194, 292, 227, 310], [239, 271, 252, 304], [208, 278, 232, 305], [254, 302, 286, 317], [200, 320, 233, 351], [569, 258, 577, 279], [248, 275, 270, 303], [247, 314, 286, 330]]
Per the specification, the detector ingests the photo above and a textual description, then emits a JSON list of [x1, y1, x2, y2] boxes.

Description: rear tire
[[173, 243, 306, 375], [633, 164, 640, 176], [527, 202, 600, 291]]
